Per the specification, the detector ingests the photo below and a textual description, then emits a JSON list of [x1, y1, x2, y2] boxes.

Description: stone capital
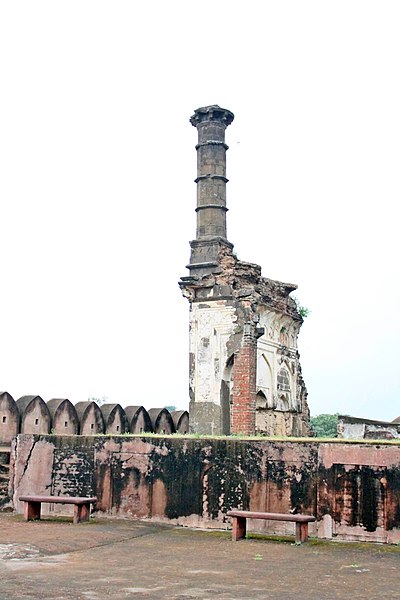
[[190, 105, 234, 128]]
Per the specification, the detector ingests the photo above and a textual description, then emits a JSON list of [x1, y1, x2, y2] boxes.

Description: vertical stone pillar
[[190, 104, 234, 241], [231, 323, 257, 435], [188, 105, 234, 277]]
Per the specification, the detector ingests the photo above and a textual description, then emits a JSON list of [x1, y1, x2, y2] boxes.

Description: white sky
[[1, 1, 399, 420]]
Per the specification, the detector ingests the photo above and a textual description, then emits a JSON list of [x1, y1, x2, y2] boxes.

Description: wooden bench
[[19, 495, 97, 524], [227, 510, 316, 544]]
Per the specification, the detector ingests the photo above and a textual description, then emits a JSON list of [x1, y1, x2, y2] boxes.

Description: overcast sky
[[1, 1, 399, 420]]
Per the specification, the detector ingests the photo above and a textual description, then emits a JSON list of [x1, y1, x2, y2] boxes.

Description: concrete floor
[[1, 513, 400, 599]]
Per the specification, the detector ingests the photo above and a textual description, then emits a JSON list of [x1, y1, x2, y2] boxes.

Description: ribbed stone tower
[[187, 105, 234, 279], [180, 105, 311, 437]]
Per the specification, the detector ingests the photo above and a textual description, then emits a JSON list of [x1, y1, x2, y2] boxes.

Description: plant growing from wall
[[292, 296, 310, 319]]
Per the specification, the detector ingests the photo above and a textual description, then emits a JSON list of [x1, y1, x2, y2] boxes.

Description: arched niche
[[279, 394, 290, 412], [277, 367, 292, 411], [220, 354, 234, 435], [256, 390, 268, 410], [257, 354, 272, 404]]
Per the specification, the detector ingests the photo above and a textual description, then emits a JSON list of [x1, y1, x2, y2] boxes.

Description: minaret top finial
[[190, 105, 234, 128]]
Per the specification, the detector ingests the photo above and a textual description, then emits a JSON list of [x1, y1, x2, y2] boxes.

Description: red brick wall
[[231, 325, 257, 435]]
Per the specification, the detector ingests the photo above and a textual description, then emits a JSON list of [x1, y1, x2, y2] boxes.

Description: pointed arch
[[256, 390, 267, 410], [257, 353, 273, 404], [277, 367, 292, 411], [220, 354, 234, 435], [279, 394, 290, 411]]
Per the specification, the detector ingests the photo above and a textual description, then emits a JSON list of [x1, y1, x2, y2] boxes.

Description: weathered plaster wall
[[10, 435, 400, 543], [188, 301, 237, 435]]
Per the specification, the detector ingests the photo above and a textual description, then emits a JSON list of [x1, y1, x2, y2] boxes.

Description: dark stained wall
[[9, 435, 400, 543]]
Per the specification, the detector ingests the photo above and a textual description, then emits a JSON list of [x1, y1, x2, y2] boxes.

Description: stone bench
[[19, 495, 97, 524], [227, 510, 316, 544]]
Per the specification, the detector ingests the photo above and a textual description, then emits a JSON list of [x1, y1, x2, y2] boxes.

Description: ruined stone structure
[[180, 106, 310, 436], [338, 415, 400, 440]]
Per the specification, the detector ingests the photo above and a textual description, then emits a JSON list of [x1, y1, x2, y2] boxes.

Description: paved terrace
[[0, 513, 399, 599]]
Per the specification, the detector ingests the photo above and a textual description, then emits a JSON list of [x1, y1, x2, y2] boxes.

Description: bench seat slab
[[227, 510, 315, 544], [227, 510, 315, 523], [19, 496, 97, 505], [19, 496, 97, 524]]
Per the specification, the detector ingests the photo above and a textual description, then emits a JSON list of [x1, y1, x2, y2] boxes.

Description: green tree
[[164, 405, 176, 412], [88, 395, 109, 406], [310, 413, 339, 438]]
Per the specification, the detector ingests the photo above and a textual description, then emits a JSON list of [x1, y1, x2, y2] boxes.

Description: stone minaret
[[180, 105, 311, 437], [187, 105, 234, 279]]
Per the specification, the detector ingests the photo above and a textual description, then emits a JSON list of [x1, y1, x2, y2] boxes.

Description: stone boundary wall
[[9, 434, 400, 544]]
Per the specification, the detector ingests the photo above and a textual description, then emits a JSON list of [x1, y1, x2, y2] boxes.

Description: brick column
[[231, 323, 257, 435]]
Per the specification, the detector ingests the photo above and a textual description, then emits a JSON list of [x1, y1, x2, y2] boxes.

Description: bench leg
[[24, 501, 41, 521], [295, 522, 309, 544], [232, 516, 247, 541], [73, 503, 90, 524]]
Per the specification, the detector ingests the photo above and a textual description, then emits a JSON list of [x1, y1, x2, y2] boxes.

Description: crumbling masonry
[[180, 105, 310, 436]]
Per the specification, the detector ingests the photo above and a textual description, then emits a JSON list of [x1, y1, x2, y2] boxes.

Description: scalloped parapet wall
[[0, 392, 189, 444]]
